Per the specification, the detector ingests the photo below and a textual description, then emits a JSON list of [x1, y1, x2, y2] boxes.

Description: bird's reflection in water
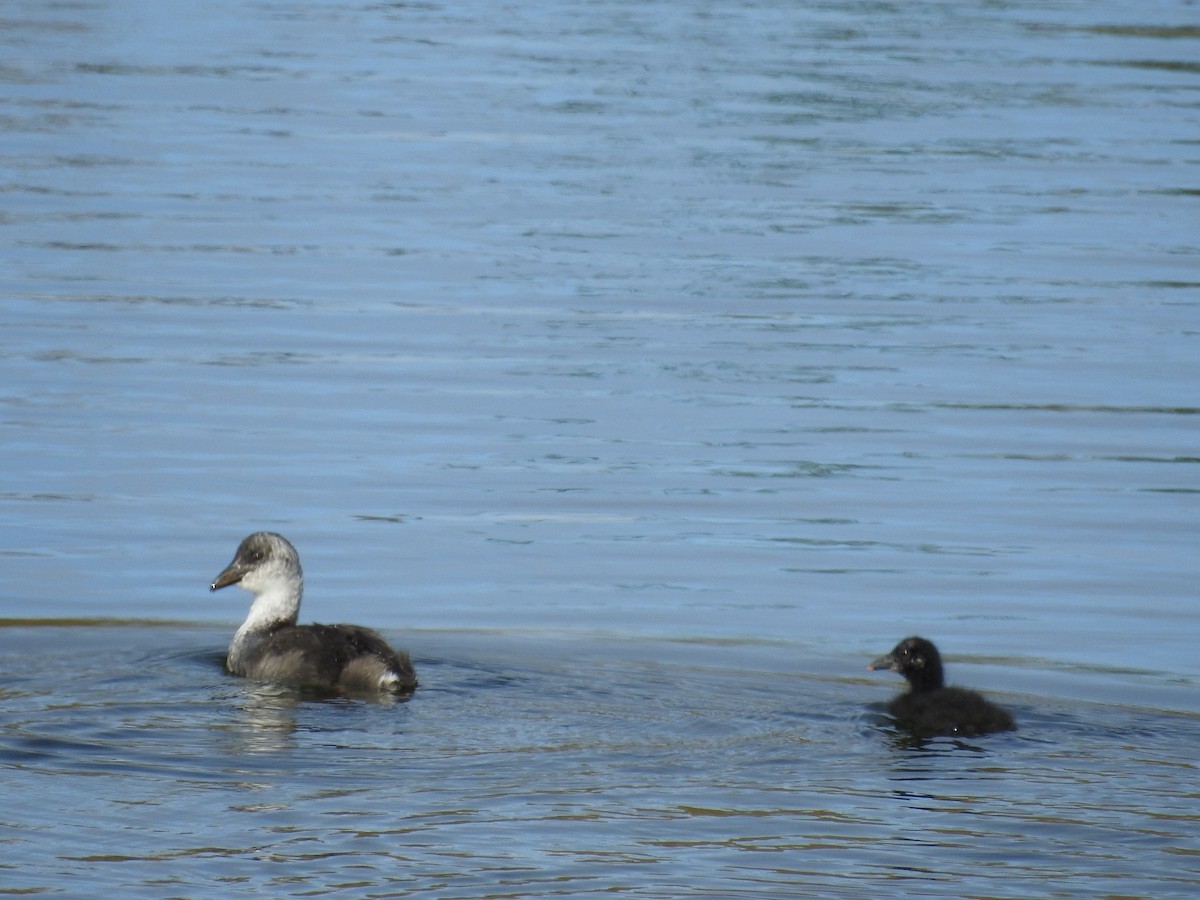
[[224, 681, 301, 755]]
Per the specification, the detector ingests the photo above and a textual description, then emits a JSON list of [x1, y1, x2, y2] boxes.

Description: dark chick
[[869, 636, 1015, 738]]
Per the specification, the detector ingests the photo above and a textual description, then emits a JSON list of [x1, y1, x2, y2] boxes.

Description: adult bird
[[210, 531, 417, 695]]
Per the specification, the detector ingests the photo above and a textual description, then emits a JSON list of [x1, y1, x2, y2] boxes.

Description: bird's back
[[888, 686, 1015, 738], [236, 623, 417, 694]]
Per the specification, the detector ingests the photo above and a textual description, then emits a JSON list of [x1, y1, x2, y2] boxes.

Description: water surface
[[1, 0, 1198, 895], [3, 623, 1198, 897]]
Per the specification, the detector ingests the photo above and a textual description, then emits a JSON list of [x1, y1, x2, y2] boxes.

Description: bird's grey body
[[211, 532, 416, 694]]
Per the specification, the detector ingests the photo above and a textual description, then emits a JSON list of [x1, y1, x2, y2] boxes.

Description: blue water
[[2, 0, 1198, 895]]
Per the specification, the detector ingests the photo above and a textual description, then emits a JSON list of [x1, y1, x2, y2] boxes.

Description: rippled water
[[3, 624, 1198, 897], [2, 0, 1198, 895]]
